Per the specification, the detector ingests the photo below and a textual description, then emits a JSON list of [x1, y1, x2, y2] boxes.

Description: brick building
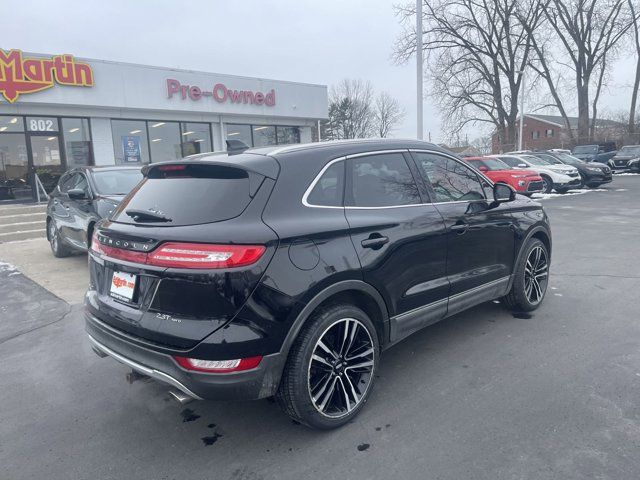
[[491, 114, 625, 153]]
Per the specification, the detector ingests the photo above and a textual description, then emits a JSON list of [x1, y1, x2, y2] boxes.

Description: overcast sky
[[2, 0, 637, 144]]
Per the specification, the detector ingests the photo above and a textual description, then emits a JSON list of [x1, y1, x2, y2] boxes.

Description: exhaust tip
[[169, 389, 196, 405]]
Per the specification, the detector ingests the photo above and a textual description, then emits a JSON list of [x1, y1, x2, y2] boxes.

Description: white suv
[[491, 154, 581, 193]]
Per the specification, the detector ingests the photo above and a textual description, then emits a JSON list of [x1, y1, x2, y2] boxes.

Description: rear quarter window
[[111, 164, 257, 226]]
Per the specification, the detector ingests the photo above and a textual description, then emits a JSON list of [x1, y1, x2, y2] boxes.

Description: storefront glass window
[[253, 125, 277, 147], [181, 123, 212, 156], [148, 121, 181, 162], [111, 120, 150, 165], [226, 124, 253, 147], [0, 115, 24, 133], [0, 133, 29, 200], [276, 126, 301, 145], [62, 118, 92, 167]]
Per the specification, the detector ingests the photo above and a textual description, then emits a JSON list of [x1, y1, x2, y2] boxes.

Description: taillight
[[90, 231, 148, 263], [90, 233, 265, 269], [147, 243, 265, 269], [173, 355, 262, 373]]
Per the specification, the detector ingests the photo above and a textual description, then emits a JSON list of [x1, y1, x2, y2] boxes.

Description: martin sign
[[0, 49, 94, 103], [166, 78, 276, 107]]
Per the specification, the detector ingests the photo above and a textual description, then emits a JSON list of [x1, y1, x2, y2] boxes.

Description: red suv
[[464, 157, 544, 196]]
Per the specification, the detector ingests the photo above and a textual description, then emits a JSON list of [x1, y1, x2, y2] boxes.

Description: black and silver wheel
[[48, 218, 71, 258], [502, 238, 549, 312], [540, 175, 553, 194], [276, 304, 379, 429]]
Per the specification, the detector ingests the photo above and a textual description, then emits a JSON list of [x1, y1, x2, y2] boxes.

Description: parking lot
[[1, 175, 640, 480]]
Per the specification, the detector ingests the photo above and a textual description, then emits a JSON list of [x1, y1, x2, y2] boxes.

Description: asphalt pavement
[[1, 176, 639, 480]]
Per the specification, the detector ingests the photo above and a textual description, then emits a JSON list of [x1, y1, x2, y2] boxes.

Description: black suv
[[86, 140, 552, 429]]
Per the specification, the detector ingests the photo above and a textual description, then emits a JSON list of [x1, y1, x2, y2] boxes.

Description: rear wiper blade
[[125, 209, 172, 223]]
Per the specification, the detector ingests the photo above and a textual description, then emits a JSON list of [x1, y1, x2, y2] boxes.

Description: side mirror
[[478, 166, 489, 172], [493, 183, 516, 203], [67, 188, 87, 200]]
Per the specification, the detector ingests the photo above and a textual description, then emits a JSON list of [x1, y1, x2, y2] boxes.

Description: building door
[[26, 117, 65, 196], [0, 116, 30, 201]]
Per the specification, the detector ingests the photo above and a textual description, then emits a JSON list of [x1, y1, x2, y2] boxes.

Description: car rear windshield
[[111, 164, 256, 226], [93, 169, 143, 195]]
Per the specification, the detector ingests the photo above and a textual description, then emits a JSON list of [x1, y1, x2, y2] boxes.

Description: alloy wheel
[[49, 222, 58, 251], [524, 245, 548, 304], [542, 177, 551, 193], [307, 318, 375, 418]]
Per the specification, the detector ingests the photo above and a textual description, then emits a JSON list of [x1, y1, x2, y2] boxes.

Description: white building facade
[[0, 49, 327, 199]]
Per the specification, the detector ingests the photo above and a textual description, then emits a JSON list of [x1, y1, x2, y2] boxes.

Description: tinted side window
[[306, 161, 345, 207], [414, 153, 485, 203], [348, 153, 420, 207]]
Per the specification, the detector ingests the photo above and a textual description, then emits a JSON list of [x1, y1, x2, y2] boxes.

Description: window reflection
[[149, 121, 181, 162], [63, 118, 92, 167], [111, 120, 150, 164], [181, 123, 211, 156]]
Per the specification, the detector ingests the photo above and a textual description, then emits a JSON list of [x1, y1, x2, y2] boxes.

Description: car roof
[[250, 138, 450, 157], [167, 139, 457, 179]]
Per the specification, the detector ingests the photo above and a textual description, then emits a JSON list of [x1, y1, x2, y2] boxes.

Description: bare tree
[[628, 0, 640, 136], [326, 79, 375, 140], [374, 91, 405, 137], [526, 0, 633, 145], [394, 0, 544, 150]]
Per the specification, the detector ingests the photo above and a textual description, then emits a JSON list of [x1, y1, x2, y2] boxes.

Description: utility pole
[[416, 0, 423, 140], [518, 69, 525, 150]]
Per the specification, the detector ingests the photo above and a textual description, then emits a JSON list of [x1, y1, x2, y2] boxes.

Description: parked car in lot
[[463, 156, 544, 196], [492, 154, 581, 193], [571, 144, 617, 165], [609, 145, 640, 172], [86, 140, 552, 429], [46, 166, 143, 257], [527, 151, 612, 188]]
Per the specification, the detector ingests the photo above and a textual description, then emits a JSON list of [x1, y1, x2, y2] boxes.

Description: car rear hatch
[[86, 156, 279, 350]]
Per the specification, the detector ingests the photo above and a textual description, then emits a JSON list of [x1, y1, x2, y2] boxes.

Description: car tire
[[540, 175, 553, 193], [276, 303, 379, 430], [48, 218, 71, 258], [586, 182, 602, 188], [502, 238, 549, 312]]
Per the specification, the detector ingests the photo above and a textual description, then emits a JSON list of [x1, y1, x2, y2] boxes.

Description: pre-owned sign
[[166, 78, 276, 107], [0, 49, 94, 103]]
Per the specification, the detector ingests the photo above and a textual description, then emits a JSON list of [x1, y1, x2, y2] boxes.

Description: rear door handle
[[361, 235, 389, 249]]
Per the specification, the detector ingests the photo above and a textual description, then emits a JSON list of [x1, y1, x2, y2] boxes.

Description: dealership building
[[0, 49, 328, 199]]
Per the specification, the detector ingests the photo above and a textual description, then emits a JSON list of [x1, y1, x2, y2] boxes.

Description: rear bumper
[[85, 311, 286, 401]]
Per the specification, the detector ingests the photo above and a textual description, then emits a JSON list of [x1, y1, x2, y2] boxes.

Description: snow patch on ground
[[0, 261, 19, 274], [613, 173, 640, 176], [531, 189, 606, 200]]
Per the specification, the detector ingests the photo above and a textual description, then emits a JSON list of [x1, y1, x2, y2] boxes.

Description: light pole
[[416, 0, 423, 140], [518, 69, 525, 151]]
